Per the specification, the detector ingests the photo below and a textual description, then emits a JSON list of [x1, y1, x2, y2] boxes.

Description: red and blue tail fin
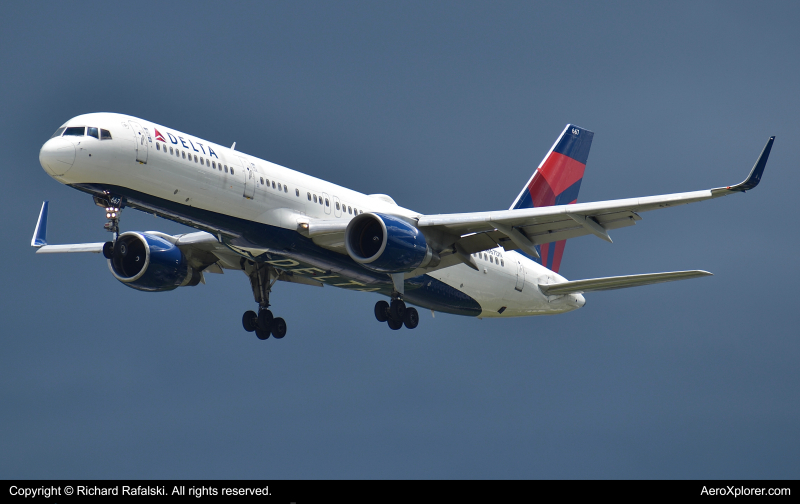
[[510, 124, 594, 273]]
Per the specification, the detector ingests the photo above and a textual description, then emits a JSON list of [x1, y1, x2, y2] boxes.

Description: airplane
[[33, 113, 774, 339]]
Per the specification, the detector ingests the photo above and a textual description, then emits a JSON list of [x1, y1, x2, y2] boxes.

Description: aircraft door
[[239, 157, 256, 199], [322, 192, 331, 215], [515, 260, 525, 292], [129, 121, 149, 164], [333, 196, 342, 217]]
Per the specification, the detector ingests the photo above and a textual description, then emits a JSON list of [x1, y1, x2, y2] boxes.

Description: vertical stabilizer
[[510, 125, 594, 273]]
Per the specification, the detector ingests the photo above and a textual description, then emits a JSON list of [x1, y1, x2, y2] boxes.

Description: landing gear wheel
[[255, 325, 271, 340], [257, 309, 274, 332], [403, 307, 419, 329], [242, 310, 258, 332], [271, 317, 287, 339], [387, 318, 403, 330], [375, 300, 389, 322], [389, 299, 406, 322]]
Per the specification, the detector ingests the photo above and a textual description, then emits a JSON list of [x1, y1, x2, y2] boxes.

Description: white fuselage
[[40, 113, 584, 318]]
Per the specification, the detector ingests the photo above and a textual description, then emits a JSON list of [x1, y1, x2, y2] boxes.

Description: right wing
[[417, 137, 775, 258]]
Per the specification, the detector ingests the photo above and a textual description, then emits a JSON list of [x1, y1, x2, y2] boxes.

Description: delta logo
[[154, 128, 166, 142]]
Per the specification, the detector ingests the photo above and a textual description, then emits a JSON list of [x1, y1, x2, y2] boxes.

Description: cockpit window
[[100, 129, 112, 140], [87, 127, 99, 139], [51, 127, 66, 139], [63, 126, 85, 137]]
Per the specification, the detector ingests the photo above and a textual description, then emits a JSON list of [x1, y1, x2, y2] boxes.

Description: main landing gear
[[240, 260, 288, 341], [374, 298, 419, 330], [242, 308, 287, 340]]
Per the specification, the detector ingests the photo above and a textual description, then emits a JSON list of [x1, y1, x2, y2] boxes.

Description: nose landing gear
[[94, 194, 124, 238], [94, 194, 124, 259]]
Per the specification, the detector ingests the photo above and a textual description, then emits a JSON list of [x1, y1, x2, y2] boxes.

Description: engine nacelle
[[345, 213, 439, 274], [107, 232, 200, 292]]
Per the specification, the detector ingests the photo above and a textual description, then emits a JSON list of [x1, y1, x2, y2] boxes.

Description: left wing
[[418, 136, 774, 257], [30, 202, 324, 288]]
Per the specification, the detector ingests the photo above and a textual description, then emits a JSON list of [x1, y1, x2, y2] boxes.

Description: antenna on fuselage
[[231, 142, 236, 151]]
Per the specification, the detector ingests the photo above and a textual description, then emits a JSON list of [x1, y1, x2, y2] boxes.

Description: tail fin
[[510, 124, 594, 273]]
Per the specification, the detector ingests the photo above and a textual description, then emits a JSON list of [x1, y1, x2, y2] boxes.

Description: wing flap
[[540, 270, 712, 296]]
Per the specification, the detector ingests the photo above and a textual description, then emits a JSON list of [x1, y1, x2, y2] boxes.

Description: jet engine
[[106, 232, 202, 292], [345, 213, 439, 274]]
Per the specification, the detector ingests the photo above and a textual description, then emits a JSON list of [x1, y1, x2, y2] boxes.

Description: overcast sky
[[1, 0, 798, 478]]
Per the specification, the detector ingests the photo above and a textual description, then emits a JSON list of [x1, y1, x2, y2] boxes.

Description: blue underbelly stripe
[[70, 183, 482, 317]]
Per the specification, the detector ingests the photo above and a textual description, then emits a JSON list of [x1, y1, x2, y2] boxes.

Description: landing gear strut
[[241, 260, 288, 341]]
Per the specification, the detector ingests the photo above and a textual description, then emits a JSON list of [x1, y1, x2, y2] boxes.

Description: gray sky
[[1, 1, 798, 478]]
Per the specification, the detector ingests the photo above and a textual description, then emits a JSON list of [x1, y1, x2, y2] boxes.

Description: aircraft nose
[[39, 137, 76, 177]]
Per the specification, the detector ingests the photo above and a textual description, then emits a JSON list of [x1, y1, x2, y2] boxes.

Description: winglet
[[31, 201, 49, 247], [727, 136, 775, 192]]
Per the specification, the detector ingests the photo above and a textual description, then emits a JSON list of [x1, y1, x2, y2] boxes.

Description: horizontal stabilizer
[[540, 270, 712, 296]]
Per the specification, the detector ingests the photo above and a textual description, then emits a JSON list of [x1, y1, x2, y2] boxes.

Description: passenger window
[[284, 186, 288, 193], [296, 189, 300, 197], [87, 127, 99, 139], [313, 195, 317, 203], [260, 177, 264, 184], [169, 147, 173, 154], [63, 126, 85, 136], [200, 157, 204, 165], [156, 142, 160, 151], [194, 155, 198, 163], [230, 168, 234, 175], [501, 259, 504, 267], [307, 192, 312, 201], [277, 183, 282, 191], [225, 166, 228, 173], [51, 127, 66, 138], [212, 161, 215, 169], [325, 199, 329, 207], [100, 129, 112, 140], [272, 181, 276, 189], [182, 151, 186, 159], [220, 165, 223, 171], [335, 202, 340, 210], [319, 198, 323, 206]]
